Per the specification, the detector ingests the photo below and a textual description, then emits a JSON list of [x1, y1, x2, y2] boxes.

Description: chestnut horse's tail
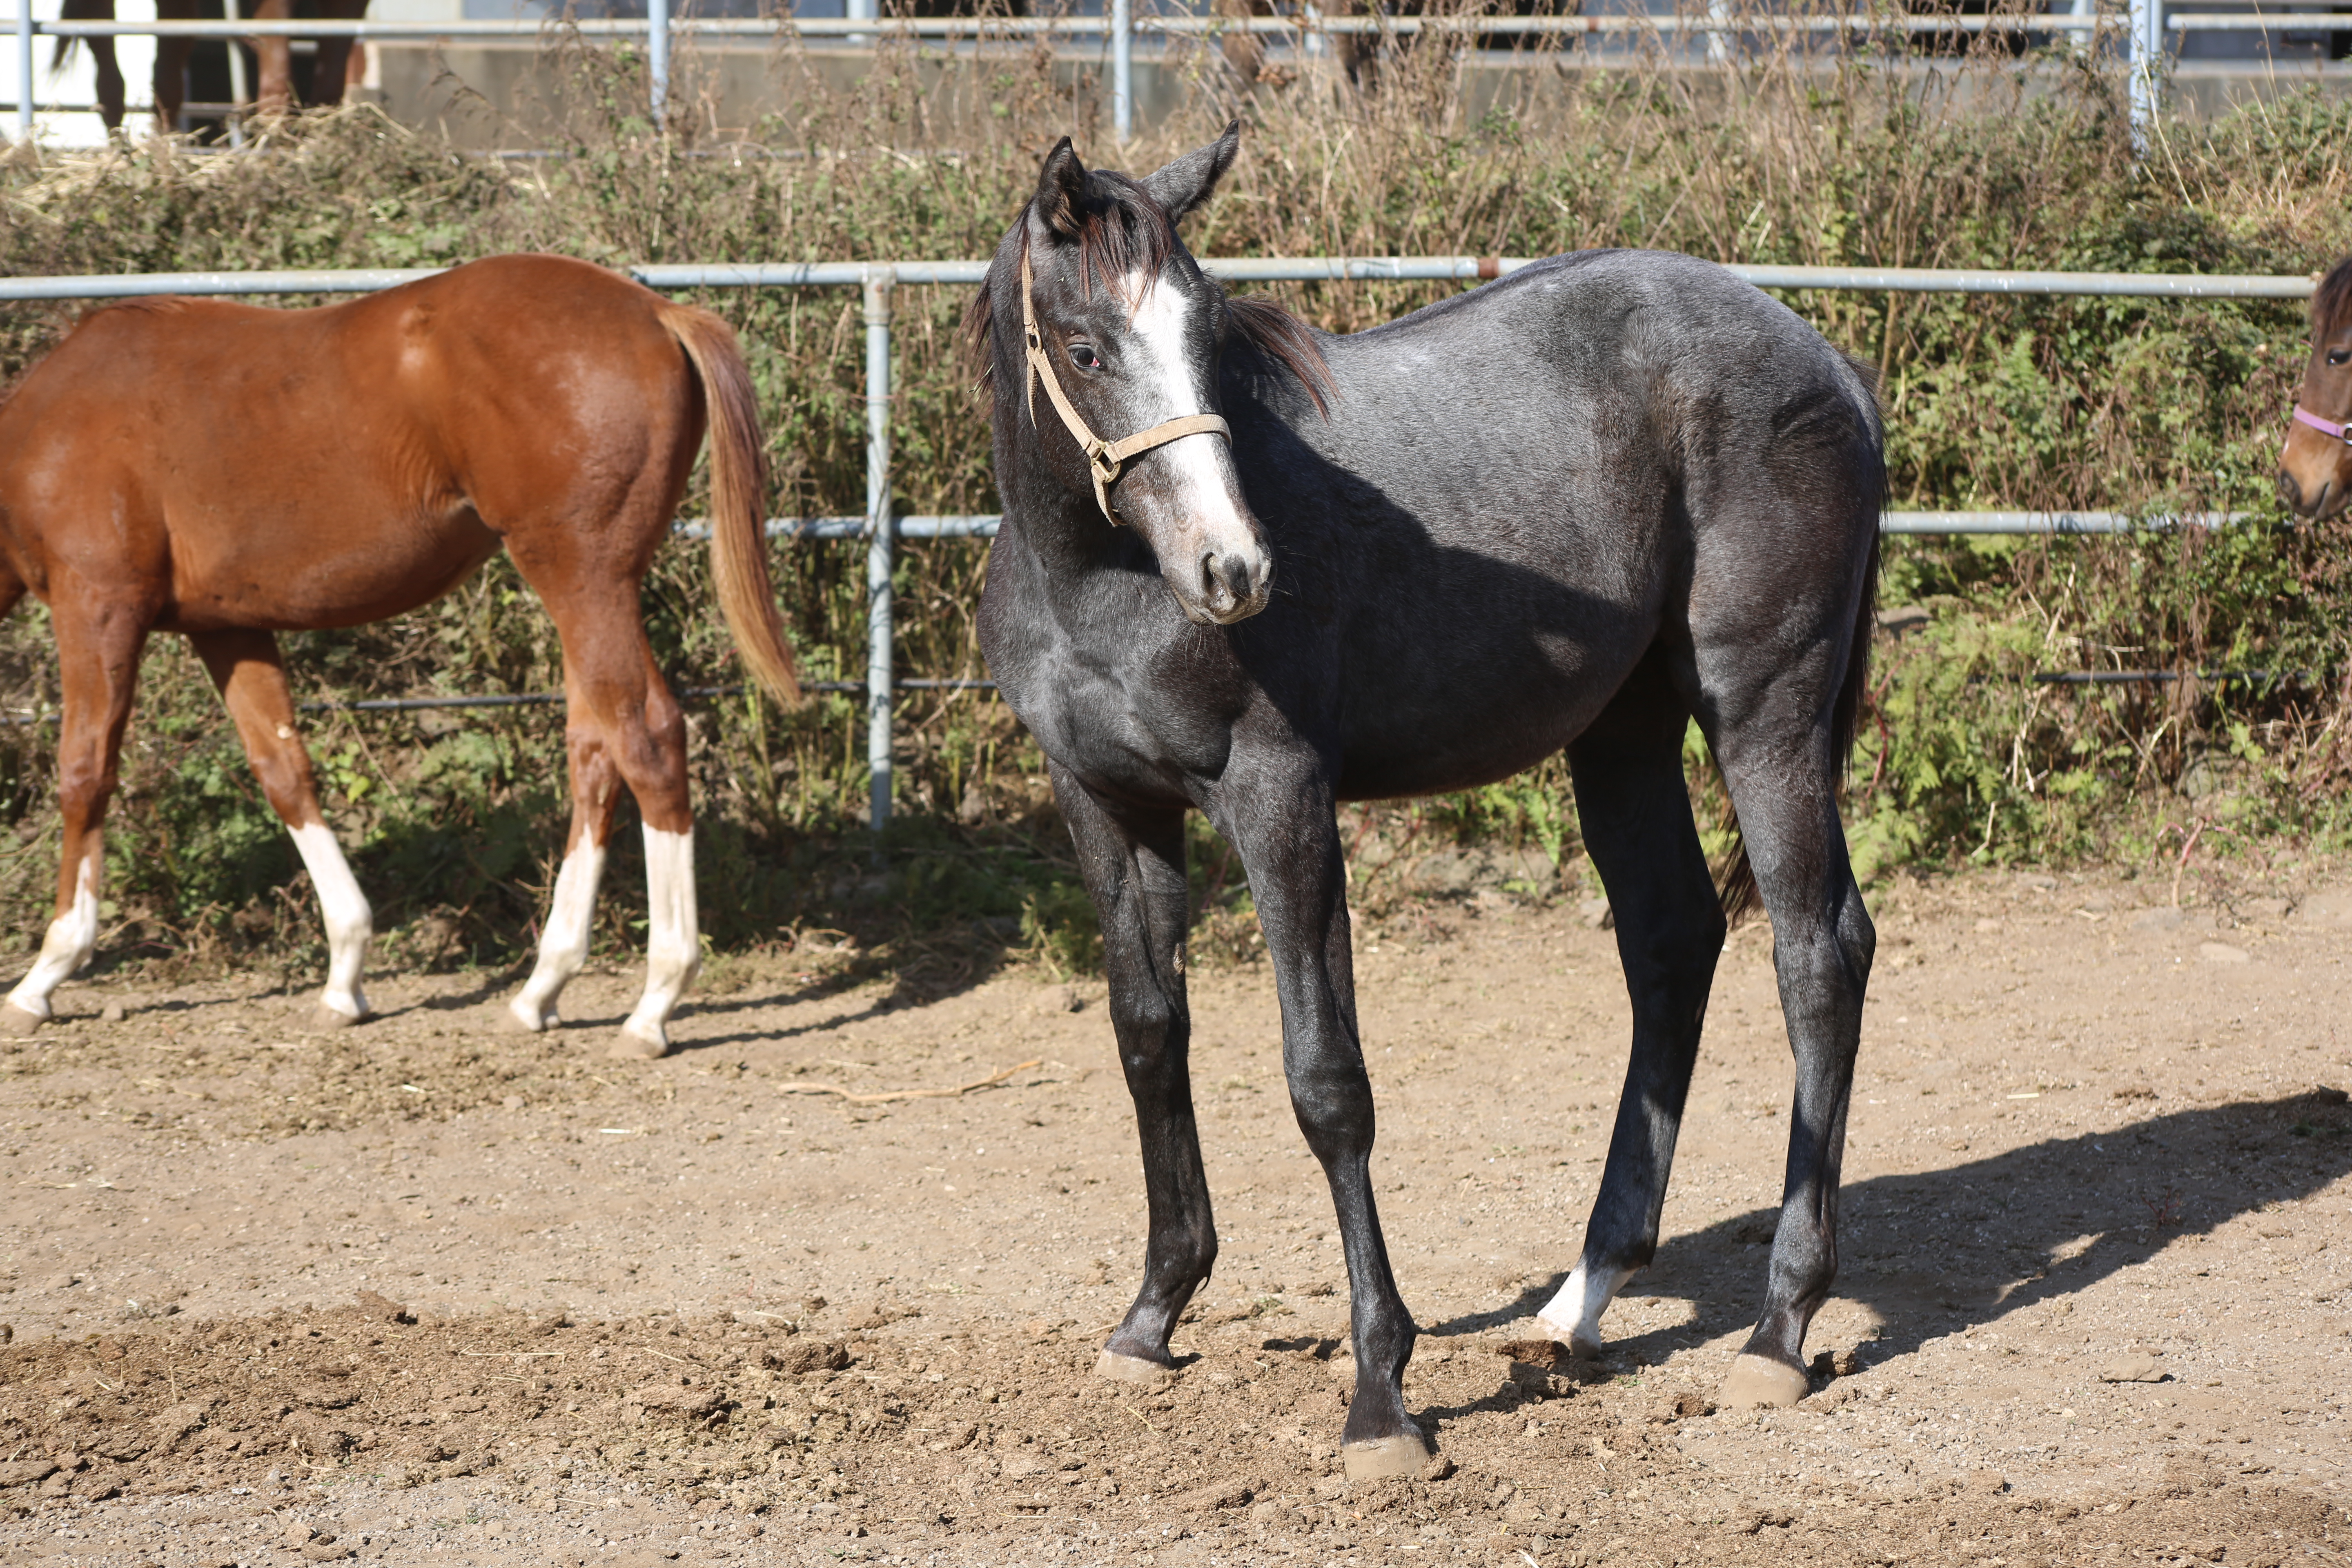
[[659, 301, 803, 706]]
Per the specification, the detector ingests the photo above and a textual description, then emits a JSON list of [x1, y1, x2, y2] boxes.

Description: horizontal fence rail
[[0, 5, 2321, 142], [0, 259, 2317, 302], [12, 11, 2319, 38], [0, 256, 2305, 824]]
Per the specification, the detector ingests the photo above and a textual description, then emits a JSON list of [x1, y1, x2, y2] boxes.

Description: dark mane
[[960, 176, 1333, 416], [2314, 254, 2352, 332], [1226, 292, 1333, 416]]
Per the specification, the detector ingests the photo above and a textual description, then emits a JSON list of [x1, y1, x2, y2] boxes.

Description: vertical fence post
[[2128, 0, 2156, 151], [863, 269, 896, 840], [847, 0, 873, 47], [15, 3, 32, 144], [1112, 0, 1133, 142], [224, 38, 248, 148], [648, 0, 670, 123]]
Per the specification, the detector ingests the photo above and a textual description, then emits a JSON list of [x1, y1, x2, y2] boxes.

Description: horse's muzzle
[[1197, 541, 1272, 624], [2278, 464, 2342, 520]]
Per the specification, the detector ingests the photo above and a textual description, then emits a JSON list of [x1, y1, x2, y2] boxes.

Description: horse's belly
[[1332, 633, 1637, 802], [161, 510, 500, 632]]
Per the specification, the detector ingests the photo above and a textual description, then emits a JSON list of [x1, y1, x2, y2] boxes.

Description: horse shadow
[[1420, 1088, 2352, 1384]]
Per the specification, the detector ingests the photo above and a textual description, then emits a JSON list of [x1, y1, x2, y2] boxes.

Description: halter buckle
[[1018, 247, 1232, 529]]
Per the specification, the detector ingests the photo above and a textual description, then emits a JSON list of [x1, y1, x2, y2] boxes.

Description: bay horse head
[[2281, 256, 2352, 519], [972, 124, 1296, 626]]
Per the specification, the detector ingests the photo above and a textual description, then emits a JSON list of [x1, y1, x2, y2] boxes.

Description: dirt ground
[[0, 863, 2346, 1567]]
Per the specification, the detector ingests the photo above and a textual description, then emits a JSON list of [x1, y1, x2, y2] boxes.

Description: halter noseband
[[1020, 251, 1232, 525], [2293, 404, 2352, 446]]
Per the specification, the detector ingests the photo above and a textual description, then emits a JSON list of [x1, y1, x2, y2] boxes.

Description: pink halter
[[2294, 405, 2352, 444]]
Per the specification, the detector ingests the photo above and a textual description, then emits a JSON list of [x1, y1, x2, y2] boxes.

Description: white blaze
[[1124, 274, 1250, 537], [619, 824, 699, 1054], [1535, 1259, 1636, 1357], [509, 837, 609, 1032], [290, 821, 372, 1020], [7, 855, 100, 1020]]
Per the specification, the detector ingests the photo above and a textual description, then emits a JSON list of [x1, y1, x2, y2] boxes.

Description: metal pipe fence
[[2, 7, 2330, 145], [0, 256, 2314, 823]]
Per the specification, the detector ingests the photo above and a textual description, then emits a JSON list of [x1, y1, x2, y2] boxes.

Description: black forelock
[[2314, 254, 2352, 333]]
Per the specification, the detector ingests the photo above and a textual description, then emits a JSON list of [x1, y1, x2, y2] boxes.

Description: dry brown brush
[[0, 9, 2343, 983]]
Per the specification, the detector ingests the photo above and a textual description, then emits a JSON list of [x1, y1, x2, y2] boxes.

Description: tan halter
[[1021, 252, 1232, 525]]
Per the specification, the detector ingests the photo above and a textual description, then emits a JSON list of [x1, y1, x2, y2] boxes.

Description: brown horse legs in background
[[0, 256, 798, 1056], [57, 0, 368, 134]]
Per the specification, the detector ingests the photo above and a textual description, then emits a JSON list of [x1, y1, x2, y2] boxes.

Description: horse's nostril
[[2278, 469, 2305, 513], [1222, 556, 1254, 604]]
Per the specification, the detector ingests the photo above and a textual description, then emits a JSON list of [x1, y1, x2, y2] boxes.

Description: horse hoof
[[1341, 1433, 1434, 1482], [607, 1027, 670, 1062], [506, 1000, 551, 1033], [1535, 1314, 1603, 1360], [1093, 1350, 1172, 1388], [0, 1004, 44, 1038], [308, 1005, 361, 1032], [1719, 1352, 1809, 1409]]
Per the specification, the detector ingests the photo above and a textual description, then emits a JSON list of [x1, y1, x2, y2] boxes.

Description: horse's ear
[[1142, 120, 1241, 225], [1034, 137, 1089, 241]]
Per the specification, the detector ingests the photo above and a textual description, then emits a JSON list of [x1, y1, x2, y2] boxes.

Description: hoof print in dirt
[[1172, 1478, 1257, 1512], [762, 1338, 848, 1375], [290, 1379, 358, 1411], [1497, 1336, 1600, 1395], [629, 1382, 728, 1421], [354, 1290, 415, 1325], [1648, 1391, 1715, 1424]]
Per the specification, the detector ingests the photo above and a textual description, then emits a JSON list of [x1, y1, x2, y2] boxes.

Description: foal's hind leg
[[1537, 656, 1725, 1356], [507, 589, 697, 1059], [4, 596, 145, 1033], [189, 631, 373, 1027], [1048, 766, 1214, 1382], [1698, 652, 1873, 1409]]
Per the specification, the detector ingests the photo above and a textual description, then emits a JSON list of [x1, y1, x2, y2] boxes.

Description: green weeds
[[0, 23, 2345, 983]]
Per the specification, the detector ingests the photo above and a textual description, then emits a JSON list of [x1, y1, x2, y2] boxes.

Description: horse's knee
[[1287, 1067, 1376, 1163]]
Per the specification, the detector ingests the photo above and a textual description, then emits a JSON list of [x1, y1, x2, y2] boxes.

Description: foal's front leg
[[1223, 769, 1429, 1479], [1050, 764, 1215, 1378], [192, 630, 373, 1028]]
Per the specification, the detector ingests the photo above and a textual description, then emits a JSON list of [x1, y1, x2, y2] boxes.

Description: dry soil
[[0, 866, 2345, 1568]]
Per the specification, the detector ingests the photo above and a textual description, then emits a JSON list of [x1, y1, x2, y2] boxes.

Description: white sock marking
[[1535, 1259, 1637, 1356], [510, 837, 608, 1031], [9, 855, 100, 1020], [289, 821, 372, 1019], [620, 825, 699, 1052]]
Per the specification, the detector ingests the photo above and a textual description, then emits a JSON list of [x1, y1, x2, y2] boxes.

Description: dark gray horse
[[969, 124, 1883, 1478]]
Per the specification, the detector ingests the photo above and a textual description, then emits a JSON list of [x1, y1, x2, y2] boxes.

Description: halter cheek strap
[[1020, 252, 1232, 525], [2294, 405, 2352, 445]]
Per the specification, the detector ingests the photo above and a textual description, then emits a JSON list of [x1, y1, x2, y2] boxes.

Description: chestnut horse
[[2281, 254, 2352, 520], [57, 0, 368, 134], [0, 254, 799, 1056]]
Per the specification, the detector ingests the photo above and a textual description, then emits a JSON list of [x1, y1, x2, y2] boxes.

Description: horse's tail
[[1714, 364, 1885, 928], [657, 301, 802, 707]]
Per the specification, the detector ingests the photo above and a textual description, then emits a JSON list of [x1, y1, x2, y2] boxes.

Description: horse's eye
[[2330, 349, 2352, 368], [1068, 343, 1101, 372]]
